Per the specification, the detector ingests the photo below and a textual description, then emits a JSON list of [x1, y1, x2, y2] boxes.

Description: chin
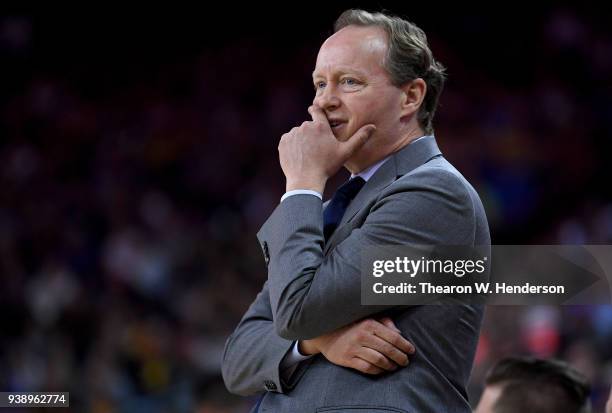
[[330, 123, 352, 142], [334, 131, 351, 142]]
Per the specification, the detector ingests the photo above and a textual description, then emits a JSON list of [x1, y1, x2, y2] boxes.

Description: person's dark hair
[[485, 357, 591, 413], [334, 9, 446, 135]]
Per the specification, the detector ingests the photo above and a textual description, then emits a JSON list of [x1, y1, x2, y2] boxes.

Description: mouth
[[329, 120, 347, 129]]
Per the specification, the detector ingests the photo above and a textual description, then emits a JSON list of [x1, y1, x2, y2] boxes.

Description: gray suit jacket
[[222, 136, 490, 412]]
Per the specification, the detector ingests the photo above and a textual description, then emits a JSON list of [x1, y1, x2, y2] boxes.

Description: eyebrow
[[312, 67, 368, 80]]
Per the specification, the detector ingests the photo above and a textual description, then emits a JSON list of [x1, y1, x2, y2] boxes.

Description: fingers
[[364, 335, 408, 367], [363, 334, 410, 367], [308, 105, 329, 125], [351, 318, 415, 369], [324, 318, 415, 376], [356, 347, 398, 371], [371, 319, 416, 356], [380, 317, 401, 333], [349, 357, 386, 375], [340, 123, 376, 157]]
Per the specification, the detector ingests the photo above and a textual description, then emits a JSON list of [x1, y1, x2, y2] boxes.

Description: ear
[[400, 78, 427, 118]]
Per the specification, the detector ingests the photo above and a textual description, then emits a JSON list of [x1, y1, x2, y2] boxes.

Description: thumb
[[340, 124, 376, 157]]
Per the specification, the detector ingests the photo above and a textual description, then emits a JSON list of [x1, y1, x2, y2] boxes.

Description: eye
[[341, 78, 359, 86], [315, 81, 326, 90]]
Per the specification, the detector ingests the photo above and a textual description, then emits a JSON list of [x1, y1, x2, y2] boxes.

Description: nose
[[313, 85, 341, 112]]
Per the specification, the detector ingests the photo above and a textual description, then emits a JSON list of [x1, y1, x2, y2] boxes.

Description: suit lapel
[[323, 135, 442, 255]]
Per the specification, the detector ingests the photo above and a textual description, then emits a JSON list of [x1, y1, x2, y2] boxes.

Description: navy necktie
[[323, 176, 366, 240]]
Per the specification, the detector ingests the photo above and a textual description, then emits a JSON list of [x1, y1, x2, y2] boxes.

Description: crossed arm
[[221, 279, 414, 396], [222, 169, 473, 395]]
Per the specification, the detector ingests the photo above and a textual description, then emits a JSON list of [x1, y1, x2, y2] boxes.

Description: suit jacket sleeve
[[257, 167, 476, 340], [221, 280, 313, 396]]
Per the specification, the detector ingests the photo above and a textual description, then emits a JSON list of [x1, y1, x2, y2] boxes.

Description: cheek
[[343, 88, 400, 138], [348, 107, 392, 137], [346, 102, 376, 130], [348, 92, 397, 127]]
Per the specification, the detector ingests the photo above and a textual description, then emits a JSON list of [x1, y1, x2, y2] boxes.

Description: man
[[222, 9, 490, 412], [474, 357, 592, 413]]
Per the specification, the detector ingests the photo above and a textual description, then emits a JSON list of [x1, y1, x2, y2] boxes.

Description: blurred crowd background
[[1, 5, 611, 413]]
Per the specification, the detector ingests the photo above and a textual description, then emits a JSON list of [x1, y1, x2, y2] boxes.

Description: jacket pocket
[[316, 406, 408, 413]]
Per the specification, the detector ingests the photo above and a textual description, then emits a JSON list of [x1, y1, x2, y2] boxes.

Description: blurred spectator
[[474, 357, 591, 413], [1, 7, 611, 412]]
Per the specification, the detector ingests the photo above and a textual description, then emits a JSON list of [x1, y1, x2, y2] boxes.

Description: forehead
[[313, 25, 388, 78]]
